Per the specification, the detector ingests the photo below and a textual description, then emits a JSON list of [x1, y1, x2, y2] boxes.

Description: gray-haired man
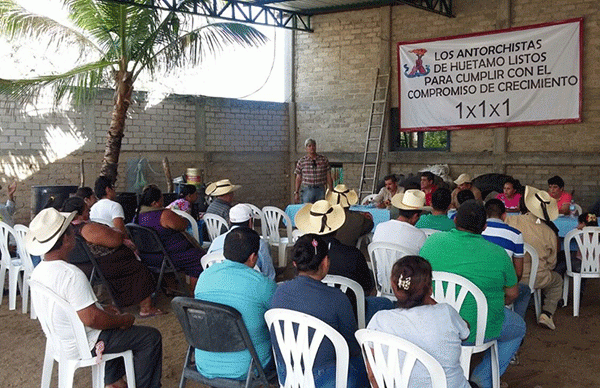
[[294, 138, 333, 203]]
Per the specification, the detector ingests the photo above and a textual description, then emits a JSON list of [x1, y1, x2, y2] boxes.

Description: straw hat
[[205, 179, 241, 197], [391, 189, 432, 211], [26, 208, 77, 256], [454, 173, 473, 186], [524, 186, 559, 221], [325, 184, 358, 208], [295, 200, 346, 235]]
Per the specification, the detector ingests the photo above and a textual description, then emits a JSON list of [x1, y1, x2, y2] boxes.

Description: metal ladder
[[358, 68, 390, 202]]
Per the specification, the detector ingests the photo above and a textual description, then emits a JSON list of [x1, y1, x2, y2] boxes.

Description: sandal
[[139, 308, 168, 318]]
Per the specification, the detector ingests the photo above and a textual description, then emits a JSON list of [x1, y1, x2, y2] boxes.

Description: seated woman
[[167, 184, 198, 215], [496, 178, 522, 213], [270, 234, 369, 388], [61, 197, 162, 317], [367, 255, 473, 388], [135, 185, 204, 288]]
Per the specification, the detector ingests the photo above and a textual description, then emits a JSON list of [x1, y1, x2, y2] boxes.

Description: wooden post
[[163, 157, 173, 193], [79, 159, 85, 187]]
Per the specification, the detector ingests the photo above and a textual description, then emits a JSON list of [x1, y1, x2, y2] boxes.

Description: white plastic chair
[[355, 329, 447, 388], [13, 224, 36, 318], [367, 242, 412, 300], [264, 308, 349, 388], [200, 251, 226, 270], [431, 271, 500, 388], [420, 228, 441, 238], [248, 204, 268, 238], [562, 227, 600, 317], [171, 209, 200, 243], [355, 232, 373, 250], [322, 274, 366, 329], [361, 194, 378, 205], [262, 206, 294, 267], [523, 243, 541, 319], [203, 213, 228, 242], [0, 221, 24, 311], [291, 228, 305, 243], [29, 280, 136, 388]]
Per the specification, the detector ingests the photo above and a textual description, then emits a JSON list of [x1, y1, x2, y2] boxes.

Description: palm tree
[[0, 0, 267, 182]]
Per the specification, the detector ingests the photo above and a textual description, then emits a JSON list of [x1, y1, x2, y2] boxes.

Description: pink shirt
[[496, 193, 522, 212], [556, 191, 572, 211]]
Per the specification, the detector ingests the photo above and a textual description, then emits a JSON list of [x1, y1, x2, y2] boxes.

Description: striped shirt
[[482, 218, 524, 258], [294, 154, 330, 186]]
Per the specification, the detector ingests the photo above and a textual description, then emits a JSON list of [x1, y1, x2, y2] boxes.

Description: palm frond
[[0, 0, 104, 57], [0, 59, 117, 107]]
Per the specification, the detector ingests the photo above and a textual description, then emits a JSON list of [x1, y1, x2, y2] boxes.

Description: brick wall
[[0, 92, 289, 224]]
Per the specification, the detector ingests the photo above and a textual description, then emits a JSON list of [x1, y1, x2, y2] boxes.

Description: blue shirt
[[194, 259, 277, 379], [482, 218, 525, 259], [207, 226, 276, 280]]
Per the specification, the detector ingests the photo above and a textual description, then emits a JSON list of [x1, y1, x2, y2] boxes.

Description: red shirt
[[423, 185, 438, 206]]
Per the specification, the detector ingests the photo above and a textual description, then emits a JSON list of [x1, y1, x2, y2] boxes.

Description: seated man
[[548, 175, 572, 215], [373, 174, 403, 209], [295, 200, 393, 322], [420, 171, 438, 206], [416, 187, 454, 231], [326, 184, 373, 247], [207, 204, 276, 280], [506, 186, 563, 330], [28, 208, 162, 388], [195, 227, 276, 380], [420, 200, 525, 388], [204, 179, 241, 224], [482, 199, 530, 319], [451, 173, 482, 209], [372, 190, 429, 254]]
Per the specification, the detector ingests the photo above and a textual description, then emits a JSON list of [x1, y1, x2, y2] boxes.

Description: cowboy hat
[[295, 200, 346, 235], [205, 179, 241, 197], [454, 173, 473, 186], [26, 208, 77, 256], [524, 186, 559, 221], [325, 184, 358, 208], [391, 190, 432, 211]]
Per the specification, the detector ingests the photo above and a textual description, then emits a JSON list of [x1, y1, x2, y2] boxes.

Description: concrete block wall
[[0, 92, 289, 224], [293, 0, 600, 208]]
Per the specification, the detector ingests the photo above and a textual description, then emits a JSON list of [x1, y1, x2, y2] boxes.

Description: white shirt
[[31, 260, 101, 356], [372, 219, 427, 255], [368, 304, 471, 388], [90, 198, 125, 227]]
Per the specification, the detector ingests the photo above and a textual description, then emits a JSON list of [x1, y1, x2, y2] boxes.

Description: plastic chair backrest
[[30, 280, 93, 361], [265, 308, 349, 388], [420, 228, 441, 238], [13, 224, 35, 272], [523, 242, 540, 291], [200, 251, 226, 270], [367, 242, 412, 299], [262, 206, 293, 244], [203, 214, 228, 241], [322, 275, 366, 329], [361, 194, 378, 205], [565, 227, 600, 276], [355, 329, 447, 388], [431, 271, 487, 346], [0, 221, 16, 267], [171, 209, 200, 243], [247, 204, 268, 238]]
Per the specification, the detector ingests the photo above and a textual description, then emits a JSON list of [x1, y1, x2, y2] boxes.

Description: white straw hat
[[26, 208, 77, 256], [391, 190, 432, 211], [325, 184, 358, 208], [295, 200, 346, 235], [205, 179, 241, 197], [524, 186, 559, 221]]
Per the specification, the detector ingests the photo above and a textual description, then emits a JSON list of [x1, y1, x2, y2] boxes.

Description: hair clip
[[312, 239, 318, 255], [398, 274, 411, 290], [588, 214, 597, 223]]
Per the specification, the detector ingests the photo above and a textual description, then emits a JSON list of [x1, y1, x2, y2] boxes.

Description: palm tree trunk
[[100, 68, 133, 184]]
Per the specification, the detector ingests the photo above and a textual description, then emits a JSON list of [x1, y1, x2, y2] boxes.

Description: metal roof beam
[[395, 0, 454, 18], [100, 0, 314, 32]]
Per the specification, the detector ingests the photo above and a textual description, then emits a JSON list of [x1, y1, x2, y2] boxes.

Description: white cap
[[229, 204, 254, 224]]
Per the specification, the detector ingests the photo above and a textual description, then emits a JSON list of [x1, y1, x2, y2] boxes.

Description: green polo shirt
[[416, 213, 455, 231], [420, 229, 517, 343]]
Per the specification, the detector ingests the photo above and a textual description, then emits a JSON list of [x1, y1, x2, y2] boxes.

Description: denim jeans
[[302, 185, 326, 203], [470, 308, 526, 388], [512, 283, 532, 319], [313, 356, 369, 388]]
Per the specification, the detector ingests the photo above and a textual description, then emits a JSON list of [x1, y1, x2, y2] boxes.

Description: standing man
[[0, 181, 17, 226], [547, 175, 572, 215], [420, 171, 438, 206], [27, 208, 163, 388], [372, 174, 403, 209], [294, 138, 333, 203]]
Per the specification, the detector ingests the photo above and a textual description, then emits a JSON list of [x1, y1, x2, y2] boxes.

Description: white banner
[[398, 19, 582, 131]]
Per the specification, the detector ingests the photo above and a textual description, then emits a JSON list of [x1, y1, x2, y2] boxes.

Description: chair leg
[[573, 275, 582, 317], [22, 278, 29, 314], [122, 351, 136, 388], [92, 363, 104, 388], [491, 342, 500, 388], [533, 290, 541, 320], [0, 264, 6, 306], [278, 244, 286, 267], [562, 275, 569, 307], [459, 346, 474, 380], [40, 346, 54, 388], [8, 266, 19, 310]]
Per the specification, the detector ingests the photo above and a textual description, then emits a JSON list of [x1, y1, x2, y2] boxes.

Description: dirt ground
[[1, 281, 600, 388]]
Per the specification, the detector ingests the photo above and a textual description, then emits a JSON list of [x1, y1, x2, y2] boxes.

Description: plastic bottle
[[569, 199, 577, 218]]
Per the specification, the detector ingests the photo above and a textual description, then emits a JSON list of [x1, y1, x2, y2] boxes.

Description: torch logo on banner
[[404, 48, 430, 78]]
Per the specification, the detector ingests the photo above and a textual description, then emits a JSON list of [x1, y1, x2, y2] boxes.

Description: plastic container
[[186, 168, 202, 184]]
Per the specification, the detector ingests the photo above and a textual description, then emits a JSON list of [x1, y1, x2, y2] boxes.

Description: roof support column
[[379, 6, 392, 177], [493, 0, 511, 174]]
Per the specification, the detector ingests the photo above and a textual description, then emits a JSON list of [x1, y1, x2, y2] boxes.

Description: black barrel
[[115, 192, 139, 224], [31, 185, 78, 217]]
